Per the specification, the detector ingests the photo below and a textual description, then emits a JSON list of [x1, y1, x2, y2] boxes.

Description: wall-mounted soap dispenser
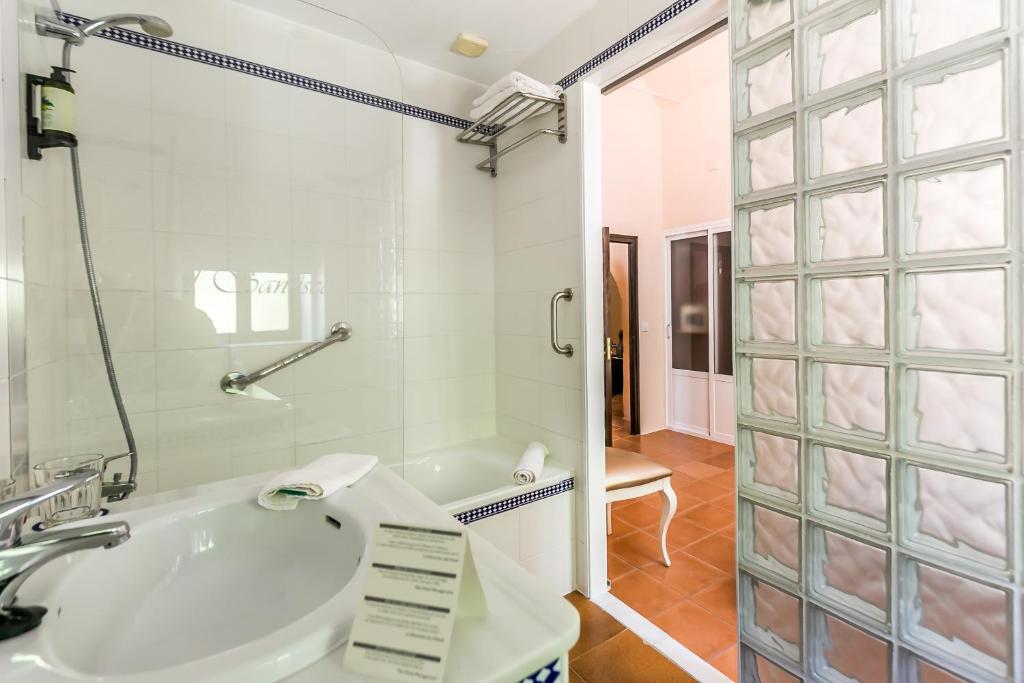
[[26, 67, 78, 160]]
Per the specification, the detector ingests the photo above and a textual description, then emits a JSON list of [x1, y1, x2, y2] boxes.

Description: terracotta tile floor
[[607, 429, 738, 681], [566, 592, 697, 683]]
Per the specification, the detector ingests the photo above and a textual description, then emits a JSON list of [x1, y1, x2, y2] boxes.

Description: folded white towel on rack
[[469, 86, 562, 121], [469, 72, 563, 121], [258, 454, 377, 511], [473, 71, 561, 107], [513, 441, 549, 485]]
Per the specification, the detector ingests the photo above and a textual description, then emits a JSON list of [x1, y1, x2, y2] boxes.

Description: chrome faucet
[[0, 472, 130, 640]]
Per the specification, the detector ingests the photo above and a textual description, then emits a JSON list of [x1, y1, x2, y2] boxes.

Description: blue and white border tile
[[557, 0, 703, 88], [454, 478, 575, 525], [58, 12, 475, 130], [519, 657, 563, 683], [60, 1, 706, 132]]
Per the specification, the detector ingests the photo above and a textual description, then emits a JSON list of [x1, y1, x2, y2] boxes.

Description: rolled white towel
[[513, 441, 549, 485], [472, 71, 561, 107], [258, 454, 378, 511]]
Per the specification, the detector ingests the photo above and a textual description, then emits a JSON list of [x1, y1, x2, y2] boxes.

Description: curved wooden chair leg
[[658, 477, 677, 567]]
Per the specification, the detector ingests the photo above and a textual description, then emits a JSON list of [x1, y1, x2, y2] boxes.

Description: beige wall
[[601, 30, 731, 434], [603, 86, 666, 432]]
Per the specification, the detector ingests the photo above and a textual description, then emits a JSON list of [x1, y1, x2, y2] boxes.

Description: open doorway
[[604, 230, 640, 445], [597, 22, 738, 682]]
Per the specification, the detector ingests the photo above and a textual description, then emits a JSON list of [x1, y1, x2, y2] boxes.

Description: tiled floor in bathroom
[[572, 403, 737, 682]]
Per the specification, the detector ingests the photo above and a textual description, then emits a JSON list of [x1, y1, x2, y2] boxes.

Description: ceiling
[[296, 0, 603, 85]]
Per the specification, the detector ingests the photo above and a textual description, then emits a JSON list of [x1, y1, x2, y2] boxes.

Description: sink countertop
[[286, 465, 580, 683], [2, 467, 579, 683]]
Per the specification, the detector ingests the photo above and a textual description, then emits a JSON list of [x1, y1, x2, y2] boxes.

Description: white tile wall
[[16, 0, 496, 492]]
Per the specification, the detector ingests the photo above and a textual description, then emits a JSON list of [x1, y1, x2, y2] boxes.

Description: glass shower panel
[[808, 608, 891, 682], [805, 1, 883, 95], [809, 443, 889, 533], [737, 120, 795, 196], [901, 0, 1004, 61], [807, 525, 889, 625], [905, 268, 1007, 355], [734, 0, 793, 48], [743, 501, 801, 582], [733, 1, 1021, 679], [738, 199, 796, 267], [670, 235, 710, 373], [810, 274, 887, 349], [901, 51, 1005, 158], [806, 182, 886, 262], [903, 367, 1007, 463], [739, 428, 800, 503], [807, 89, 885, 179], [903, 158, 1007, 254], [19, 0, 405, 493], [735, 37, 794, 121]]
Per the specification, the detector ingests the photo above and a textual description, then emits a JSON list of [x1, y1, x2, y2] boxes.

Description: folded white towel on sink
[[258, 454, 378, 511], [513, 441, 549, 485]]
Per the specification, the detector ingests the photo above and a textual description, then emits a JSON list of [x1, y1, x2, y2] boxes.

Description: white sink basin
[[2, 477, 392, 682], [1, 467, 579, 683]]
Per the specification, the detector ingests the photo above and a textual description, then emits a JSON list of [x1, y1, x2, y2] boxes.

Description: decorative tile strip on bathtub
[[453, 477, 575, 524], [455, 478, 576, 597]]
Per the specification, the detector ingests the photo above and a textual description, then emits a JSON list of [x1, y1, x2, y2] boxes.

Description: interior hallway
[[608, 429, 737, 680]]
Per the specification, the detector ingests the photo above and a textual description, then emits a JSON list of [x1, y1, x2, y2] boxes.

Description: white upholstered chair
[[605, 447, 677, 567]]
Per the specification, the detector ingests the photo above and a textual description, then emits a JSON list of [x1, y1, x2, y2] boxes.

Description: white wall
[[16, 0, 495, 491]]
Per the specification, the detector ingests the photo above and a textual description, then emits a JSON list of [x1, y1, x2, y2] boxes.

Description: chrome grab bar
[[221, 322, 353, 395], [550, 288, 574, 357]]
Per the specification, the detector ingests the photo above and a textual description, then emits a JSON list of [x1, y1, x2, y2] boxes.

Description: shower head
[[34, 12, 175, 70], [36, 12, 173, 48], [79, 14, 174, 39]]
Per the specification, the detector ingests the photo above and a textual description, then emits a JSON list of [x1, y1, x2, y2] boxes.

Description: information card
[[342, 522, 487, 682]]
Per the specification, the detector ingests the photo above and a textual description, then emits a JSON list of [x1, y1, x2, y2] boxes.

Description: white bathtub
[[398, 436, 576, 595], [401, 436, 572, 513]]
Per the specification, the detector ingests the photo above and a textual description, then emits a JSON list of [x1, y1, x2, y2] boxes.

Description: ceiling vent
[[451, 33, 488, 58]]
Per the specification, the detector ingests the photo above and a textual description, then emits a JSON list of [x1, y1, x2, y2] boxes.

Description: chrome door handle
[[550, 288, 573, 357]]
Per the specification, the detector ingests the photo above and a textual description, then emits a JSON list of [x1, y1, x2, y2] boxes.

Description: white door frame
[[577, 0, 728, 604], [662, 220, 734, 444]]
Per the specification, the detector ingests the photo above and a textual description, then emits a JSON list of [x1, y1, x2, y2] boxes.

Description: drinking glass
[[32, 454, 104, 527]]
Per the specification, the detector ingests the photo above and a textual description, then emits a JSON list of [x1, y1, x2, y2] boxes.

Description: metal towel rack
[[456, 92, 566, 177], [221, 322, 352, 395], [550, 289, 574, 357]]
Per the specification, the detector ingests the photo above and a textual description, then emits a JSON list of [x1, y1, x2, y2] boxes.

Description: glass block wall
[[731, 0, 1021, 680]]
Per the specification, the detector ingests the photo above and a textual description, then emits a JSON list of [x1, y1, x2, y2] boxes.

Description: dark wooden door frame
[[608, 233, 641, 437]]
